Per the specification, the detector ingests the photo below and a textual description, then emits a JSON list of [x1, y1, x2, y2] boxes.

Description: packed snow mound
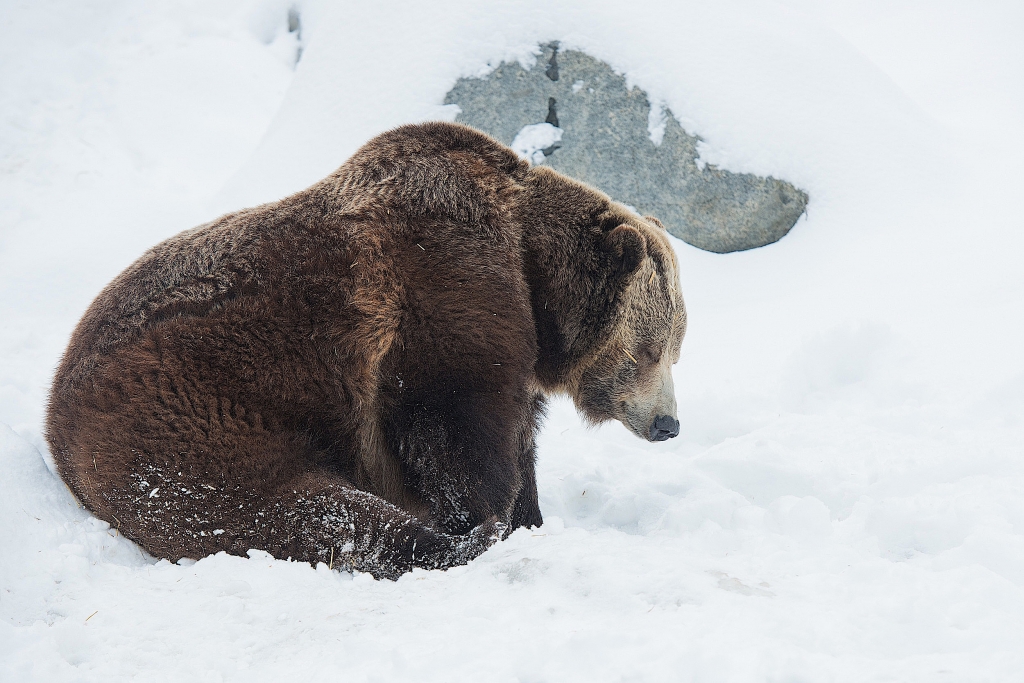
[[2, 0, 1023, 681]]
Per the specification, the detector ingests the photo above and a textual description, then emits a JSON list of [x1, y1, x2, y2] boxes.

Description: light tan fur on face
[[619, 215, 685, 439], [568, 208, 686, 440]]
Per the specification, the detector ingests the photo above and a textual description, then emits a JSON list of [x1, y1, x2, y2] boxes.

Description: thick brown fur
[[46, 122, 685, 579]]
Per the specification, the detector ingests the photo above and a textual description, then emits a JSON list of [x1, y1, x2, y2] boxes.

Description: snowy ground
[[2, 1, 1023, 680]]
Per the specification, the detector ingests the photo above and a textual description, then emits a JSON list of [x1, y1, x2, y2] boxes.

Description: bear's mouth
[[619, 405, 650, 441]]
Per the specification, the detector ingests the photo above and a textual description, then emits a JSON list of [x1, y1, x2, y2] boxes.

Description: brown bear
[[45, 122, 686, 580]]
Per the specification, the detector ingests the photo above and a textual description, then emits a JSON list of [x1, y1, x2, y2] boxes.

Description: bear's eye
[[639, 345, 661, 365]]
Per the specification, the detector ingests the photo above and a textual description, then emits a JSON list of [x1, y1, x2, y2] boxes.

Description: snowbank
[[2, 0, 1022, 680]]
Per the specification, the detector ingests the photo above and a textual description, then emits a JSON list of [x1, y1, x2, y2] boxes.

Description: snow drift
[[2, 0, 1023, 680]]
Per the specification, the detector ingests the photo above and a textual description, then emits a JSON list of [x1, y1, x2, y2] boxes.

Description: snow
[[511, 122, 564, 165], [2, 0, 1023, 680]]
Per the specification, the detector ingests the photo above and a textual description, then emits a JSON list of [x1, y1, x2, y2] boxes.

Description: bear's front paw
[[450, 516, 504, 566], [408, 517, 502, 572]]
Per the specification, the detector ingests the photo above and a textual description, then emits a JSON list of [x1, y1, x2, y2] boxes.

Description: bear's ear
[[644, 215, 667, 231], [604, 225, 645, 278]]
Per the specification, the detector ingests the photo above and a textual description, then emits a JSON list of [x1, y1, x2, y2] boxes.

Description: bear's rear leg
[[104, 460, 499, 580], [57, 395, 501, 579]]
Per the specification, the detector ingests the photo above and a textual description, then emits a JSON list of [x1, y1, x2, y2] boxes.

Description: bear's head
[[568, 211, 686, 441], [522, 166, 686, 442]]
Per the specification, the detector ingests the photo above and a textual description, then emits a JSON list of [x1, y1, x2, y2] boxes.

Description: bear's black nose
[[649, 415, 680, 441]]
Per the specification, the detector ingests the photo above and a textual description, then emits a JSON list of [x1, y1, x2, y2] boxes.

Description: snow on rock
[[2, 0, 1024, 681], [511, 122, 564, 165]]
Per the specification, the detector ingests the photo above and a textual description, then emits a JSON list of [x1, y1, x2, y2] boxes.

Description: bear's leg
[[388, 392, 545, 535], [54, 404, 499, 580], [100, 461, 499, 580], [509, 395, 546, 530], [509, 437, 543, 530]]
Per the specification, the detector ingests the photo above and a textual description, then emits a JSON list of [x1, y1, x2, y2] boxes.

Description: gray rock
[[445, 43, 808, 253]]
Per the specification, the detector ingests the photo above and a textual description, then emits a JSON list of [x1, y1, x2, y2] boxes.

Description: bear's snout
[[649, 414, 680, 441]]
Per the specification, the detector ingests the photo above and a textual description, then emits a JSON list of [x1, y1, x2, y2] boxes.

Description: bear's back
[[51, 122, 530, 403], [50, 203, 289, 398]]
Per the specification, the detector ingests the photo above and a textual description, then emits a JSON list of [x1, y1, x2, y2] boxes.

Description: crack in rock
[[545, 41, 560, 81]]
